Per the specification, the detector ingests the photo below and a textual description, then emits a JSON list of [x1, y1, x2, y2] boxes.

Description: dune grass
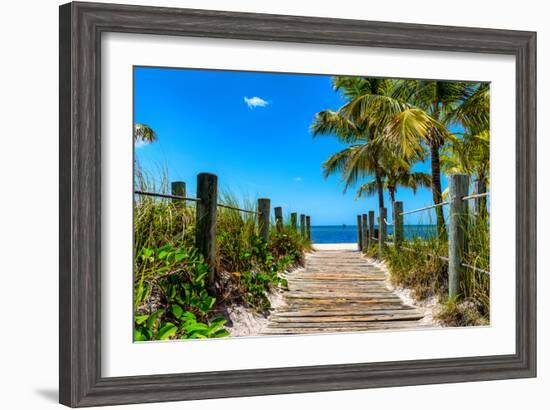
[[133, 167, 311, 341], [367, 213, 490, 326]]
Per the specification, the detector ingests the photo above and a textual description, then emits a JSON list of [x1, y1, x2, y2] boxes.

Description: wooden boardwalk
[[263, 249, 425, 335]]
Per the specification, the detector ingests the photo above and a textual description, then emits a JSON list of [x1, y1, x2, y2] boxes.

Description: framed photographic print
[[59, 1, 536, 407]]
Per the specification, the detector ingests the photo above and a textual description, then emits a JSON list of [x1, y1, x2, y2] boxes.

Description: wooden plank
[[262, 322, 433, 334], [267, 321, 425, 329], [286, 298, 404, 305], [270, 313, 424, 323], [264, 248, 425, 335], [273, 309, 419, 317]]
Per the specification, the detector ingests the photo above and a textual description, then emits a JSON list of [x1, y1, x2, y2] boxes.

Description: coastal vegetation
[[133, 71, 491, 340], [133, 165, 311, 341], [312, 76, 490, 326]]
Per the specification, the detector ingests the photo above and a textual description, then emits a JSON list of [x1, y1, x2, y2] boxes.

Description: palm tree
[[441, 131, 489, 184], [399, 81, 468, 239], [311, 104, 387, 209], [356, 160, 431, 225], [311, 77, 405, 209], [134, 123, 157, 144], [343, 79, 473, 240], [320, 140, 387, 209], [454, 83, 490, 134], [442, 82, 490, 215]]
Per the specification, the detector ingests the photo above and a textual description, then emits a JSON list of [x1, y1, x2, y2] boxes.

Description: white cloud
[[244, 96, 269, 109], [294, 177, 302, 182]]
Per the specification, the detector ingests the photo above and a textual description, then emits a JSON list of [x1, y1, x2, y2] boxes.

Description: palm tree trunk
[[389, 187, 396, 222], [389, 188, 396, 239], [430, 144, 447, 241], [375, 167, 384, 209], [475, 172, 488, 219]]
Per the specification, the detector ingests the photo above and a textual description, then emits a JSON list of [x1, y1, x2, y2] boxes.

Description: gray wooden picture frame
[[59, 1, 536, 407]]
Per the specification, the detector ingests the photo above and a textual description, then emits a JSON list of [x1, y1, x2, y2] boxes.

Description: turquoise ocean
[[310, 225, 437, 244]]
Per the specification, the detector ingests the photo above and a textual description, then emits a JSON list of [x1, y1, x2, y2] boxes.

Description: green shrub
[[134, 243, 226, 341], [383, 238, 447, 301], [133, 167, 309, 338], [269, 224, 310, 267], [435, 296, 489, 327], [371, 213, 490, 325]]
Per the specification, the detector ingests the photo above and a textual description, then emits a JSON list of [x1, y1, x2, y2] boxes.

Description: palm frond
[[321, 146, 357, 179], [355, 180, 379, 200], [383, 108, 448, 157], [134, 123, 157, 143], [453, 83, 490, 132], [342, 93, 411, 133], [340, 143, 378, 191], [310, 109, 367, 143]]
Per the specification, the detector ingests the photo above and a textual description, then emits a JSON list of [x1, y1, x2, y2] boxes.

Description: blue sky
[[134, 66, 448, 226]]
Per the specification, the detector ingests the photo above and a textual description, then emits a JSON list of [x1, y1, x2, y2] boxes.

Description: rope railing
[[216, 203, 259, 215], [461, 262, 490, 275], [136, 175, 311, 286], [462, 192, 490, 201], [399, 192, 490, 216], [359, 175, 491, 297], [135, 190, 261, 215], [134, 190, 201, 202], [399, 201, 449, 216], [385, 242, 490, 276]]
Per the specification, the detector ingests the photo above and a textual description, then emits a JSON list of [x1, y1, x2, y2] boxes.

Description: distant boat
[[342, 224, 347, 228]]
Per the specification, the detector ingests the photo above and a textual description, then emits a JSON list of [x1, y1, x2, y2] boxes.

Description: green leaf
[[134, 315, 149, 325], [210, 317, 227, 328], [170, 304, 184, 319], [146, 309, 164, 330], [168, 285, 177, 300], [180, 311, 196, 322], [207, 297, 216, 309], [133, 329, 147, 342], [157, 322, 178, 340], [191, 333, 207, 339], [193, 271, 208, 285], [140, 247, 154, 259], [135, 283, 147, 306], [174, 252, 187, 262], [183, 323, 209, 333], [212, 329, 230, 338], [157, 244, 172, 252]]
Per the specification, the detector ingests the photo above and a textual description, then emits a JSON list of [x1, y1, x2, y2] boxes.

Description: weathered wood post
[[361, 214, 368, 250], [474, 179, 487, 218], [290, 212, 298, 231], [171, 181, 186, 207], [448, 173, 470, 298], [300, 214, 306, 237], [368, 211, 375, 243], [394, 201, 404, 246], [274, 206, 283, 232], [378, 207, 387, 259], [356, 215, 363, 251], [306, 216, 311, 241], [196, 173, 217, 286], [257, 198, 271, 243]]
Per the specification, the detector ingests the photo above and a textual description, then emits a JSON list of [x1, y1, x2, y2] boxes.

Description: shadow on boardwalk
[[262, 247, 427, 335]]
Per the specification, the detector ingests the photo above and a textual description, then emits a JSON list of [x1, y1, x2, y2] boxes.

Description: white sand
[[227, 245, 440, 336], [363, 256, 441, 327], [226, 287, 288, 337], [313, 243, 358, 251]]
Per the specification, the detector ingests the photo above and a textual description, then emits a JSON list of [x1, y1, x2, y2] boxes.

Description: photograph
[[132, 67, 490, 341]]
